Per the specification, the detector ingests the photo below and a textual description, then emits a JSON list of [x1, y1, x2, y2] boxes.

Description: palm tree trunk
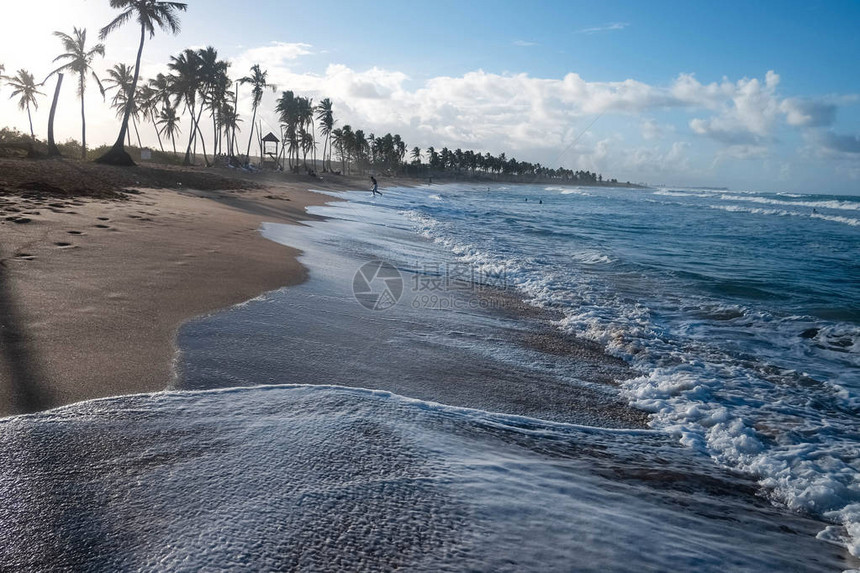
[[80, 75, 88, 159], [152, 115, 165, 153], [194, 110, 210, 167], [96, 22, 146, 165], [171, 132, 176, 155], [183, 102, 196, 165], [245, 104, 258, 165], [211, 113, 218, 157], [132, 115, 142, 149], [26, 104, 35, 141], [47, 73, 63, 157]]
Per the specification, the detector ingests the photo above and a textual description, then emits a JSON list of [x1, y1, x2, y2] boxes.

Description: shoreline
[[0, 158, 415, 417]]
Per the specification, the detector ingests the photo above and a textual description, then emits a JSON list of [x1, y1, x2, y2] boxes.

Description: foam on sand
[[1, 384, 853, 571]]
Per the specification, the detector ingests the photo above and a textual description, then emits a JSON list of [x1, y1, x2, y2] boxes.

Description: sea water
[[1, 183, 858, 571], [394, 184, 860, 556]]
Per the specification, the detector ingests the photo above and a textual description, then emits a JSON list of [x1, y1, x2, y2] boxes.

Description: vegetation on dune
[[0, 1, 629, 186]]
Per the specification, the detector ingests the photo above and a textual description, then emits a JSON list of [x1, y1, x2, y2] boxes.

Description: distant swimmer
[[813, 208, 818, 213], [539, 199, 543, 204], [370, 176, 382, 196]]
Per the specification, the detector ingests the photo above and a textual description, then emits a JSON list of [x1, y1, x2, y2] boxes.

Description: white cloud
[[715, 144, 769, 161], [687, 71, 782, 144], [577, 22, 629, 34], [221, 49, 851, 181], [234, 42, 313, 67], [625, 141, 690, 174], [780, 98, 836, 127], [640, 118, 674, 141]]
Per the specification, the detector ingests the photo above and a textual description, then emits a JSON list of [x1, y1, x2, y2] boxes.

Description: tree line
[[0, 0, 622, 185]]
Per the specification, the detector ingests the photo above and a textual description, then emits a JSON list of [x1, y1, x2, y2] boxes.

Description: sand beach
[[0, 157, 399, 416]]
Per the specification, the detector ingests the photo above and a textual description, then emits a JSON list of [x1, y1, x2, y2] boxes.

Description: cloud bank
[[232, 44, 853, 180]]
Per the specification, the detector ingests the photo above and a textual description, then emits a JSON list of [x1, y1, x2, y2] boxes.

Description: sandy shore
[[0, 158, 403, 416]]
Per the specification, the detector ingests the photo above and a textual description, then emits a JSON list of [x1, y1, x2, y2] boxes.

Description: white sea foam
[[403, 189, 860, 558], [652, 190, 712, 198], [0, 385, 851, 571], [708, 203, 860, 226], [544, 186, 593, 196], [719, 193, 860, 211]]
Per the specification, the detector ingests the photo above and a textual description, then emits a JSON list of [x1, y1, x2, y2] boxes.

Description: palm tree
[[219, 101, 241, 158], [156, 105, 181, 154], [137, 84, 164, 152], [300, 127, 315, 169], [103, 63, 141, 147], [97, 0, 187, 166], [275, 90, 300, 168], [315, 98, 333, 171], [411, 146, 421, 164], [330, 127, 344, 173], [196, 47, 230, 158], [6, 70, 44, 140], [238, 64, 274, 165], [167, 48, 205, 165], [47, 27, 105, 159]]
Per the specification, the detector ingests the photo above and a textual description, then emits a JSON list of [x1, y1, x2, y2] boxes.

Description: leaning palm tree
[[6, 70, 44, 140], [96, 0, 187, 166], [411, 146, 421, 164], [238, 64, 274, 165], [47, 27, 105, 159]]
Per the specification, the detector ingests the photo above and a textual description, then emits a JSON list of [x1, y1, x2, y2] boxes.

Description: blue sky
[[1, 0, 859, 192]]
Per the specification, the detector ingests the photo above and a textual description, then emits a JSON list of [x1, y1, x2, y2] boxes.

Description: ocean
[[1, 183, 858, 571]]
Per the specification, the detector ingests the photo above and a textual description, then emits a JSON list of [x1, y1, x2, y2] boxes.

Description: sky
[[1, 0, 859, 193]]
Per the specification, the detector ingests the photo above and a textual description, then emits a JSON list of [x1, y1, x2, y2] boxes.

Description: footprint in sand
[[67, 230, 84, 235], [97, 217, 110, 221], [14, 253, 35, 260], [94, 224, 111, 229], [54, 242, 74, 248]]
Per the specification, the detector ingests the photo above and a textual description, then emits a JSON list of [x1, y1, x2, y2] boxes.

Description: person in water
[[370, 176, 382, 196]]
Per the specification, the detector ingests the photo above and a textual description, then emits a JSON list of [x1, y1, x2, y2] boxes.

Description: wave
[[8, 383, 843, 571], [719, 193, 860, 211], [708, 204, 860, 226], [404, 200, 860, 559], [652, 190, 713, 198], [544, 186, 593, 196]]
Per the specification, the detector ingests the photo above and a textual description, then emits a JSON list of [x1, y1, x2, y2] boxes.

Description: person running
[[370, 176, 382, 196]]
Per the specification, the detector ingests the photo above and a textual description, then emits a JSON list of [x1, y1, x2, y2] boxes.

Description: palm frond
[[99, 9, 134, 39]]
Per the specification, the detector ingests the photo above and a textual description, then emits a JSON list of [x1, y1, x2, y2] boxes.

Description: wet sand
[[0, 159, 408, 416]]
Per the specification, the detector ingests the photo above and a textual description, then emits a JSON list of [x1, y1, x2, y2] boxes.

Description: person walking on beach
[[370, 176, 382, 196]]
